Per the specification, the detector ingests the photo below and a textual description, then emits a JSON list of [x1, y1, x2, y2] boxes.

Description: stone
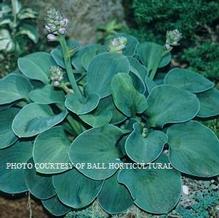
[[22, 0, 125, 43]]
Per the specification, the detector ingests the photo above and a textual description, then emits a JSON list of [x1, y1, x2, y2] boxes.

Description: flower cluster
[[165, 29, 182, 50], [109, 36, 127, 53], [49, 66, 64, 87], [45, 8, 68, 41]]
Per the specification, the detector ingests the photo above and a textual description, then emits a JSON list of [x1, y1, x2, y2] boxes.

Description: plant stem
[[66, 115, 84, 135], [58, 36, 81, 97], [149, 48, 170, 80]]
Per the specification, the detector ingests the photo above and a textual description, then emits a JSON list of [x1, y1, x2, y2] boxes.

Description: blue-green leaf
[[42, 195, 71, 216], [98, 172, 133, 214], [0, 107, 19, 149], [87, 52, 130, 98], [12, 103, 67, 137], [33, 126, 71, 174], [125, 123, 167, 163], [111, 73, 148, 117], [164, 68, 214, 93], [197, 88, 219, 118], [29, 85, 65, 105], [52, 169, 103, 208], [25, 158, 56, 199], [0, 73, 32, 105], [118, 154, 182, 214], [0, 141, 32, 194], [69, 125, 125, 180], [145, 85, 200, 127], [18, 52, 56, 84], [167, 121, 219, 177], [65, 93, 100, 115]]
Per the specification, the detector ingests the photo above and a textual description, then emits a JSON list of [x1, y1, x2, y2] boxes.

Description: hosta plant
[[0, 9, 219, 217]]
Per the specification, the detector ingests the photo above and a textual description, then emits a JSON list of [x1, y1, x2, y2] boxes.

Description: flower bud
[[58, 28, 66, 35], [109, 36, 127, 53], [165, 29, 182, 50], [47, 34, 57, 41], [49, 66, 64, 87], [45, 8, 68, 41]]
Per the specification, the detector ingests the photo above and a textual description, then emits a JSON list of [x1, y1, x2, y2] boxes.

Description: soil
[[0, 194, 50, 218]]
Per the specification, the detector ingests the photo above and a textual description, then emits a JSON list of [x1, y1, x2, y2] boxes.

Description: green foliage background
[[127, 0, 219, 79]]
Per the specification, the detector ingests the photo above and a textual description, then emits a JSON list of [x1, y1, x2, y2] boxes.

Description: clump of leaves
[[0, 9, 219, 217], [0, 0, 38, 54]]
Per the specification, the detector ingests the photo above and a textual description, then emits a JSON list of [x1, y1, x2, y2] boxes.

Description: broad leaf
[[137, 42, 170, 75], [12, 103, 67, 137], [197, 88, 219, 118], [167, 121, 219, 177], [42, 195, 71, 216], [25, 158, 56, 199], [33, 126, 71, 174], [87, 52, 130, 98], [29, 85, 65, 105], [145, 85, 200, 127], [111, 73, 148, 117], [0, 141, 32, 193], [52, 169, 103, 208], [18, 52, 56, 84], [69, 125, 124, 180], [125, 123, 167, 163], [118, 154, 182, 214], [0, 107, 19, 149], [164, 68, 214, 93], [98, 172, 133, 214], [79, 96, 113, 127], [65, 93, 100, 115], [0, 73, 32, 105], [72, 44, 104, 71]]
